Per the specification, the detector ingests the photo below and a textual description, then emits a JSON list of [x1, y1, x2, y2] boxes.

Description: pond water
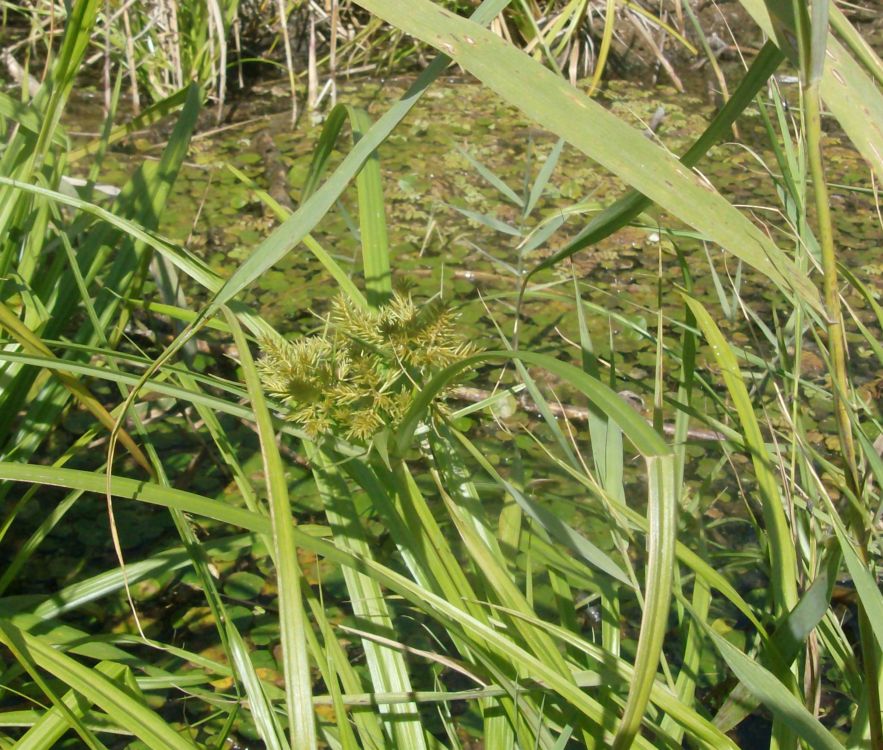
[[46, 72, 878, 588], [54, 71, 881, 521], [93, 75, 881, 336], [14, 62, 879, 749]]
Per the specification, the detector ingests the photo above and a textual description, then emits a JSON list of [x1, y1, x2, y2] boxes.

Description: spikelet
[[257, 292, 479, 443]]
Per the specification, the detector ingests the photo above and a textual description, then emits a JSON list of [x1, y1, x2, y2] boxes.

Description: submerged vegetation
[[0, 1, 882, 749]]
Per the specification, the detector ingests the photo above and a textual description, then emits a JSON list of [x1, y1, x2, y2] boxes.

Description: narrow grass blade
[[307, 442, 428, 749], [740, 0, 883, 182], [524, 41, 784, 282], [701, 622, 841, 750], [448, 204, 522, 236], [451, 428, 631, 587], [714, 545, 841, 731], [684, 295, 798, 615], [0, 462, 270, 534], [348, 106, 391, 305], [831, 521, 883, 653], [67, 87, 194, 162], [225, 163, 367, 308], [524, 137, 564, 218], [12, 678, 98, 750], [611, 453, 677, 750], [455, 143, 524, 208], [225, 309, 316, 750], [0, 621, 198, 750], [0, 302, 152, 474], [226, 621, 288, 750], [199, 0, 511, 318], [398, 350, 669, 457], [397, 348, 675, 743]]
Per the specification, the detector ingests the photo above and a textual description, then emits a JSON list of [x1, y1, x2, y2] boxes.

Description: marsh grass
[[2, 0, 709, 121], [0, 1, 882, 749]]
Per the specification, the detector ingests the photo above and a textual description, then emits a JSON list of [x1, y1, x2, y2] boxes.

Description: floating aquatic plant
[[258, 293, 479, 442]]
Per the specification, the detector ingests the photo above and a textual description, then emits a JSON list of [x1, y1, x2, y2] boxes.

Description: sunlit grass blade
[[197, 0, 511, 318], [455, 143, 524, 209], [587, 0, 616, 96], [700, 619, 841, 750], [397, 348, 675, 742], [714, 544, 841, 732], [0, 462, 270, 534], [299, 101, 393, 304], [225, 309, 316, 750], [830, 2, 883, 86], [524, 137, 564, 219], [11, 674, 100, 750], [307, 442, 428, 749], [12, 535, 255, 621], [0, 301, 151, 474], [225, 620, 288, 750], [740, 0, 883, 182], [67, 86, 195, 162], [524, 40, 784, 282], [348, 106, 391, 305], [398, 351, 669, 457], [225, 163, 367, 308], [451, 427, 631, 587], [611, 452, 677, 749]]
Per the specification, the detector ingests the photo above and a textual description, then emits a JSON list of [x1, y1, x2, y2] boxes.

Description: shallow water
[[63, 72, 882, 515]]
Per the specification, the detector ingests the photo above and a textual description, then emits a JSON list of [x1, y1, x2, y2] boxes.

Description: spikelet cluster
[[258, 293, 478, 442]]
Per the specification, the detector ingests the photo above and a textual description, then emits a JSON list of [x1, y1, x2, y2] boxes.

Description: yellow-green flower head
[[258, 292, 478, 442]]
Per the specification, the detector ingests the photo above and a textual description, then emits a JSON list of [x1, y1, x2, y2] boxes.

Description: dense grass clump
[[0, 1, 882, 749]]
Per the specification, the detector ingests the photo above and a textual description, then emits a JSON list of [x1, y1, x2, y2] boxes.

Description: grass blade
[[225, 309, 316, 750], [0, 621, 198, 750]]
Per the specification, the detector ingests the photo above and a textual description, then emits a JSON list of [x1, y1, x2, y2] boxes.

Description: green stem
[[805, 84, 858, 493], [805, 79, 882, 748]]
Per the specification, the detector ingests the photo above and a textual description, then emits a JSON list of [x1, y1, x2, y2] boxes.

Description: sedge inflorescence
[[257, 293, 479, 442]]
